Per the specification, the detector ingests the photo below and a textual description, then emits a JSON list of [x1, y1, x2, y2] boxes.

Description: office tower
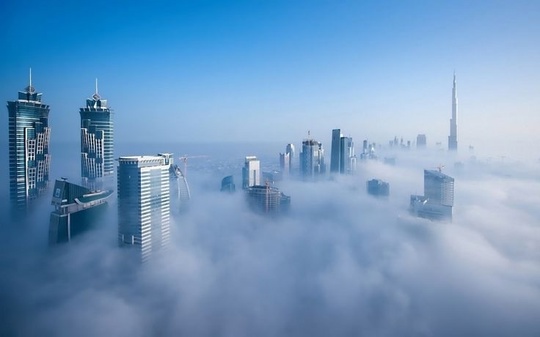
[[286, 143, 295, 168], [367, 179, 390, 197], [221, 175, 236, 193], [330, 129, 342, 173], [424, 169, 454, 207], [80, 79, 114, 187], [7, 69, 51, 212], [280, 143, 295, 176], [117, 155, 170, 262], [279, 152, 290, 175], [242, 156, 260, 189], [410, 169, 454, 221], [417, 134, 427, 148], [245, 183, 291, 215], [330, 129, 356, 174], [448, 74, 458, 151], [300, 138, 326, 179], [49, 179, 112, 244], [340, 136, 356, 174]]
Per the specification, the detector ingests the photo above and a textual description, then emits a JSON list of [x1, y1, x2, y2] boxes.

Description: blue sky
[[1, 0, 539, 154]]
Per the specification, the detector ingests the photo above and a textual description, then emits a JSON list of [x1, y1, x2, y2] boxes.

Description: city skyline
[[1, 1, 539, 158], [1, 1, 540, 336]]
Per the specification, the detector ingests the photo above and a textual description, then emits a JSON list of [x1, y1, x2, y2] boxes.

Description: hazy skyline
[[1, 0, 539, 158], [1, 143, 539, 336]]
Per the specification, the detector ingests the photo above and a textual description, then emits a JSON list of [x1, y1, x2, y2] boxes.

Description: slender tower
[[7, 69, 51, 213], [80, 79, 114, 187], [448, 73, 458, 151]]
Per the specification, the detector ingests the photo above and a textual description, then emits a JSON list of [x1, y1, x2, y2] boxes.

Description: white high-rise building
[[410, 169, 455, 221], [242, 156, 260, 189], [117, 155, 170, 262]]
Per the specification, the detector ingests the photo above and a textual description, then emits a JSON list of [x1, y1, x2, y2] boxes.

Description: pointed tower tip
[[26, 67, 35, 93], [92, 78, 101, 100]]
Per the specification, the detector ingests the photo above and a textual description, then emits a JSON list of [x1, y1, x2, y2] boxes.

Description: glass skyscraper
[[117, 155, 170, 263], [330, 129, 342, 173], [7, 72, 51, 212], [330, 129, 356, 174], [300, 138, 325, 179], [80, 81, 113, 184]]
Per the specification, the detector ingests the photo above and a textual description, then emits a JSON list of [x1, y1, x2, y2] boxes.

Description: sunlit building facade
[[410, 169, 454, 221], [242, 156, 260, 189], [117, 155, 170, 262], [7, 71, 51, 212]]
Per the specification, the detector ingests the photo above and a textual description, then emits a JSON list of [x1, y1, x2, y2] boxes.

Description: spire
[[95, 78, 98, 95], [26, 68, 35, 93], [92, 78, 101, 101]]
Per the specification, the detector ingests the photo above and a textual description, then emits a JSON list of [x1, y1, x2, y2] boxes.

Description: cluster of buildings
[[6, 71, 461, 261], [6, 72, 189, 262]]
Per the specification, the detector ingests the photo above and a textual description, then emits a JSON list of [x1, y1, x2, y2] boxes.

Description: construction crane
[[178, 155, 208, 177]]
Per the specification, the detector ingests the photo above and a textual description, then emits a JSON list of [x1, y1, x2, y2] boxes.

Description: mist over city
[[1, 1, 540, 336]]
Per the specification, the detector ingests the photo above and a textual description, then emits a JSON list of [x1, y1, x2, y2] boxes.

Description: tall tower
[[330, 129, 342, 173], [117, 155, 170, 263], [279, 143, 295, 176], [300, 137, 325, 179], [424, 169, 455, 207], [242, 156, 261, 189], [80, 79, 114, 186], [448, 73, 458, 151], [7, 69, 51, 212], [339, 136, 355, 174]]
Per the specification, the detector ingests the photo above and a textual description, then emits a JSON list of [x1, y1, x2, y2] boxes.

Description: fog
[[1, 142, 539, 336]]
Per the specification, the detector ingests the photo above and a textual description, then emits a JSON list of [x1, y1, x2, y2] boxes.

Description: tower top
[[25, 68, 35, 93], [92, 78, 101, 101]]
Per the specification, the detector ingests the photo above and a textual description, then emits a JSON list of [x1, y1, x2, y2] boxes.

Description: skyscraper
[[117, 155, 170, 263], [410, 169, 455, 221], [242, 156, 260, 189], [80, 80, 114, 185], [300, 137, 325, 179], [424, 169, 455, 207], [286, 143, 295, 166], [330, 129, 342, 173], [7, 69, 51, 212], [279, 152, 290, 175], [339, 136, 355, 174], [448, 73, 458, 151], [330, 129, 355, 174], [245, 183, 291, 215], [417, 134, 427, 148]]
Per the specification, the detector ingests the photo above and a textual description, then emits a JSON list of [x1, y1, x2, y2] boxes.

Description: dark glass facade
[[80, 91, 113, 181], [7, 84, 51, 212]]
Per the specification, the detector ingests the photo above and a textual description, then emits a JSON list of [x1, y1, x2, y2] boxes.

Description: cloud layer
[[1, 146, 539, 337]]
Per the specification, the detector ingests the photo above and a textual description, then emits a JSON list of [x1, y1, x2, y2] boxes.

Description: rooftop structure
[[49, 179, 112, 244]]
